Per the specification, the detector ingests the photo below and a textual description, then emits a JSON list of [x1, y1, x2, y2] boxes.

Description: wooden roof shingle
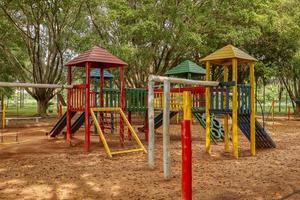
[[165, 60, 206, 76], [65, 46, 127, 68], [201, 45, 257, 65]]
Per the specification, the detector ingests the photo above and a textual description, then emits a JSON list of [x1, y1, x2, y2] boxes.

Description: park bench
[[5, 117, 42, 126]]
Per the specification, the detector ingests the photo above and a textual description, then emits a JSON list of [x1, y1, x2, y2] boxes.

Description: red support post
[[66, 66, 72, 145], [120, 66, 125, 145], [181, 120, 192, 200], [127, 111, 132, 140], [85, 62, 91, 152]]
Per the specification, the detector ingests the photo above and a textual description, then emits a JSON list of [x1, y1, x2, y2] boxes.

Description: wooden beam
[[223, 65, 229, 153], [232, 58, 239, 159], [149, 75, 219, 87], [250, 62, 256, 156], [0, 82, 73, 89], [205, 61, 211, 154]]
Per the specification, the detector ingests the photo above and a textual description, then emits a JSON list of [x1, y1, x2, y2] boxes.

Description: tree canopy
[[0, 0, 300, 114]]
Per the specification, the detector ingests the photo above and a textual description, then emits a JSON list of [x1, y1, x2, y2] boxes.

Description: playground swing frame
[[147, 75, 219, 177], [0, 81, 73, 145], [148, 75, 219, 199]]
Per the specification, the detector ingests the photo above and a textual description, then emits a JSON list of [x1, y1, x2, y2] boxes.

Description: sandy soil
[[0, 116, 299, 200]]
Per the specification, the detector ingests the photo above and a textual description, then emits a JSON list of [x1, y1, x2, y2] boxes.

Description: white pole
[[163, 80, 171, 180], [0, 82, 73, 89], [148, 80, 155, 169], [147, 75, 219, 180], [149, 75, 219, 87]]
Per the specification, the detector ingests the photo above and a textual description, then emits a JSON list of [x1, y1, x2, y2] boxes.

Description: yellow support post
[[223, 65, 229, 153], [205, 61, 211, 154], [90, 107, 147, 157], [90, 109, 112, 157], [232, 58, 239, 159], [183, 92, 191, 120], [119, 108, 147, 153], [250, 62, 256, 156]]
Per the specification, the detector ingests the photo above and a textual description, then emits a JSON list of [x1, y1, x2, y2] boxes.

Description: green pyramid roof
[[165, 60, 206, 76]]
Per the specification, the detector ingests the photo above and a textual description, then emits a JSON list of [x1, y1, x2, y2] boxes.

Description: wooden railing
[[69, 84, 96, 111], [103, 88, 147, 112]]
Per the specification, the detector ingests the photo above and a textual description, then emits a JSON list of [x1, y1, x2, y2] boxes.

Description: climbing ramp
[[90, 107, 147, 157], [192, 108, 224, 143], [235, 114, 276, 148]]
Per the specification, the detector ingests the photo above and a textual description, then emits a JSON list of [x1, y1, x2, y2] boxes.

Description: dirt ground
[[0, 116, 299, 200]]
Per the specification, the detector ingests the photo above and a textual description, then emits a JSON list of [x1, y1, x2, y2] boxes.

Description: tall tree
[[86, 0, 206, 87], [0, 0, 84, 116], [246, 0, 300, 114], [85, 0, 270, 87]]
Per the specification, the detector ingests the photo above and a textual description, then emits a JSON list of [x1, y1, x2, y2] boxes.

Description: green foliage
[[1, 0, 300, 112]]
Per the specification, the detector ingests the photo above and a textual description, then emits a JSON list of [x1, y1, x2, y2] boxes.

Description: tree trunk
[[296, 101, 300, 115], [37, 99, 49, 117], [278, 86, 283, 113]]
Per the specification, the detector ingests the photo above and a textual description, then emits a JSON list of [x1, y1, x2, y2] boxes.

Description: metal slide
[[48, 111, 76, 137], [70, 112, 85, 135]]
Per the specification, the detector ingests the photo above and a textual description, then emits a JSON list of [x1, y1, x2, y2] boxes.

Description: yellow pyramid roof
[[201, 45, 257, 65]]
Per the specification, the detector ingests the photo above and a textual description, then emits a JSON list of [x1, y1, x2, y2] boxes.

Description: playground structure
[[48, 46, 275, 161], [48, 46, 147, 156], [201, 45, 276, 157], [147, 45, 277, 199], [0, 46, 276, 154], [0, 46, 277, 198]]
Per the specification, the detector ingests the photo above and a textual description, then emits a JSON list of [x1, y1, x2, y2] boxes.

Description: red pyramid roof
[[65, 46, 127, 68]]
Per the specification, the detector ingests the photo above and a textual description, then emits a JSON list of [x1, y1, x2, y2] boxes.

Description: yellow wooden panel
[[183, 91, 191, 120]]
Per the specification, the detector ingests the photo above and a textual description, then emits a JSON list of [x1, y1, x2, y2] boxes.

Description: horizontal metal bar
[[149, 75, 219, 86], [0, 82, 73, 89]]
